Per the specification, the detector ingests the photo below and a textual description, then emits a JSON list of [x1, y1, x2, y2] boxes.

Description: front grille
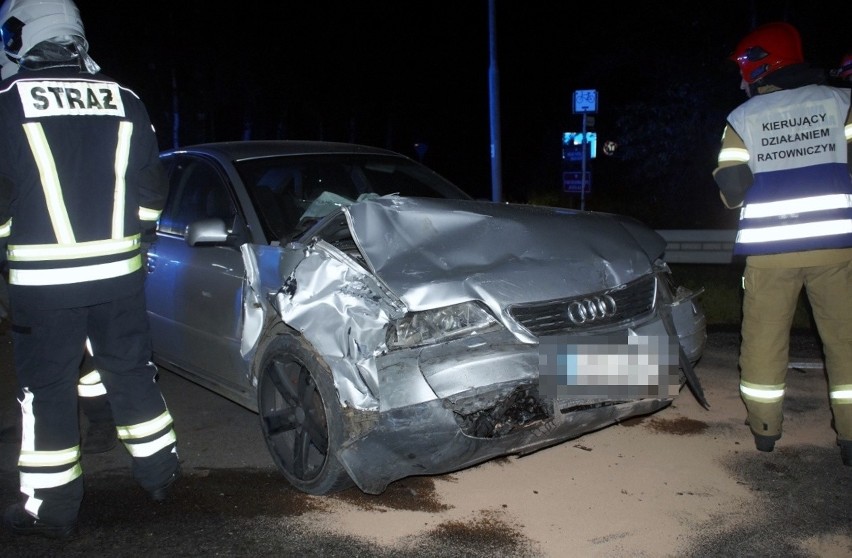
[[508, 274, 657, 337]]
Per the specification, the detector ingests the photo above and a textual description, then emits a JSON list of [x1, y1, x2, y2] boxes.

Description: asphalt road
[[1, 323, 850, 557]]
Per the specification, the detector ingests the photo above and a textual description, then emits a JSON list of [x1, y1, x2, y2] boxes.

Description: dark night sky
[[73, 1, 850, 223]]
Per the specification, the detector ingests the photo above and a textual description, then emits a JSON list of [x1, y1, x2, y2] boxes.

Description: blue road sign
[[573, 89, 598, 114], [563, 171, 591, 193]]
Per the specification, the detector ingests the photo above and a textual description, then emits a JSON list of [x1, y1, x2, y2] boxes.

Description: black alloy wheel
[[257, 335, 353, 495]]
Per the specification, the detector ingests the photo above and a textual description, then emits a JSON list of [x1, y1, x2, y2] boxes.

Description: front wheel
[[257, 334, 353, 495]]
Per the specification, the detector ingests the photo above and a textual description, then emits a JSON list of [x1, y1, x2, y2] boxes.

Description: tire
[[256, 334, 354, 495]]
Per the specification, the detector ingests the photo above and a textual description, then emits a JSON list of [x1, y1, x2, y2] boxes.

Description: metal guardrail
[[656, 229, 737, 264]]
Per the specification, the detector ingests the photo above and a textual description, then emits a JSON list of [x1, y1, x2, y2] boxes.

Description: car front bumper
[[335, 316, 685, 494]]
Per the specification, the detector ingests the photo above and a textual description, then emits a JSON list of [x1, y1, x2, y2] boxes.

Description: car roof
[[161, 140, 408, 162]]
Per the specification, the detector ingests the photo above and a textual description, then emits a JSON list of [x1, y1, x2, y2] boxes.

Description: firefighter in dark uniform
[[0, 0, 179, 539], [713, 22, 852, 465]]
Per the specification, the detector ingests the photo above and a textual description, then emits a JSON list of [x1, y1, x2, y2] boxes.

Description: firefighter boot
[[149, 465, 182, 502], [753, 433, 780, 453], [3, 504, 78, 540]]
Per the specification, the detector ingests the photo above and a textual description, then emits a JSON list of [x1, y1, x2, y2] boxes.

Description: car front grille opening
[[507, 274, 657, 337]]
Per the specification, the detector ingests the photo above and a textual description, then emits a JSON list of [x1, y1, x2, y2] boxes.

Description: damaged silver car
[[145, 140, 707, 495]]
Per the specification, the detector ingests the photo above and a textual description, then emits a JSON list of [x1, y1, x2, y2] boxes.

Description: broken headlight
[[387, 301, 502, 350]]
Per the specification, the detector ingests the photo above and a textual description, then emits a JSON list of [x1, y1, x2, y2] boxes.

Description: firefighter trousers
[[739, 260, 852, 443], [10, 289, 178, 525], [78, 342, 114, 425]]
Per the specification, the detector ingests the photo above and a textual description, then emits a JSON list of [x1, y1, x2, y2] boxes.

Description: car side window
[[158, 156, 236, 237]]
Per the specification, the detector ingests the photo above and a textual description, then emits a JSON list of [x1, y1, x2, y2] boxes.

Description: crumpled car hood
[[345, 197, 667, 311], [240, 194, 703, 419]]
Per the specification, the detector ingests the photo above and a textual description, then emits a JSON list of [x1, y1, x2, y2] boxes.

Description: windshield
[[234, 154, 472, 241]]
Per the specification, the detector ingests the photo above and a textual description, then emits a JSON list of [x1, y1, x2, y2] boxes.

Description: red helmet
[[730, 22, 804, 84], [840, 52, 852, 80]]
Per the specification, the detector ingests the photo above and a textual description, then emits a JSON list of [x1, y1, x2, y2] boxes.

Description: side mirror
[[185, 218, 230, 246]]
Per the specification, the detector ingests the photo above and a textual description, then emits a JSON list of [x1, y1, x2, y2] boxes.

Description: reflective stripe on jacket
[[0, 68, 167, 309]]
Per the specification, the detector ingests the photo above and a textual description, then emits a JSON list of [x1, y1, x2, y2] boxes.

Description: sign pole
[[580, 113, 587, 211]]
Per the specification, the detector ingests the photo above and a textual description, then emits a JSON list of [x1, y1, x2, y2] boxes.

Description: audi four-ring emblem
[[566, 295, 617, 324]]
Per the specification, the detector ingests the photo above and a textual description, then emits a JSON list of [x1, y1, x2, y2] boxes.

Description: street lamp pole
[[488, 0, 503, 203]]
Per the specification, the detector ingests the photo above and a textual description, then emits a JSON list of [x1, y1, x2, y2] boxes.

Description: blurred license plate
[[538, 334, 679, 398]]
